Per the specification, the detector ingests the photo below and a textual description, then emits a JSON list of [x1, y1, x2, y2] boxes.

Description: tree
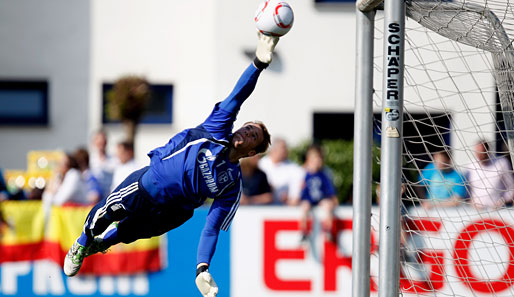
[[106, 76, 150, 143]]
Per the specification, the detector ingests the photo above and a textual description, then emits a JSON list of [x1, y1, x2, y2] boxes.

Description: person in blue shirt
[[299, 145, 338, 244], [64, 33, 279, 297], [418, 150, 467, 209]]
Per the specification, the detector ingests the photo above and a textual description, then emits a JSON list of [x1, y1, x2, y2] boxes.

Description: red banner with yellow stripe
[[0, 201, 164, 275]]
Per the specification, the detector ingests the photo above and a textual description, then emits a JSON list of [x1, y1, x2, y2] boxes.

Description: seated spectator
[[43, 153, 88, 205], [259, 138, 304, 205], [89, 130, 117, 199], [74, 148, 102, 204], [467, 140, 514, 209], [299, 145, 337, 244], [240, 155, 273, 205], [111, 141, 142, 191], [418, 150, 467, 209], [375, 183, 409, 246]]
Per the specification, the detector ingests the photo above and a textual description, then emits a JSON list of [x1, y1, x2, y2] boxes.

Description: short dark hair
[[307, 144, 323, 156], [118, 140, 134, 152], [74, 147, 90, 171], [244, 121, 271, 154], [65, 153, 79, 170], [476, 139, 490, 152], [433, 150, 450, 160], [303, 143, 323, 163]]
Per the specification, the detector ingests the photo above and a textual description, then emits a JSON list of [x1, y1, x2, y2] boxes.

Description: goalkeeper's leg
[[63, 199, 127, 277], [64, 168, 149, 277]]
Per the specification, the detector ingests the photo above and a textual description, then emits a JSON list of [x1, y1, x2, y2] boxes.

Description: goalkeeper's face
[[232, 123, 265, 157]]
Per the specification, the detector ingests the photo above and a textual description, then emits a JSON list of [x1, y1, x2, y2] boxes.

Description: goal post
[[353, 0, 514, 296], [377, 0, 406, 297], [352, 7, 376, 297], [353, 0, 406, 296]]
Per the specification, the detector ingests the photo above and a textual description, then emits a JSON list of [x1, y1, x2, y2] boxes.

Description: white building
[[0, 0, 358, 170], [0, 0, 500, 172]]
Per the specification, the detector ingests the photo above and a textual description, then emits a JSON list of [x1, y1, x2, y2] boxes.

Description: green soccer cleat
[[63, 241, 88, 277], [86, 237, 109, 256], [86, 221, 117, 256], [86, 222, 119, 257]]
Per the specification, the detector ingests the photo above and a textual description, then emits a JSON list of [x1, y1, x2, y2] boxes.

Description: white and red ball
[[254, 0, 294, 37]]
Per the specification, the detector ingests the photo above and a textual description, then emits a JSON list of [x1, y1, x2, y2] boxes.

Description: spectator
[[0, 168, 26, 201], [43, 153, 88, 205], [0, 169, 8, 201], [240, 155, 273, 205], [467, 140, 514, 209], [27, 187, 44, 201], [375, 183, 409, 243], [111, 141, 142, 191], [375, 182, 427, 280], [258, 138, 304, 205], [89, 130, 117, 199], [418, 150, 467, 209], [299, 145, 337, 244], [74, 148, 102, 204]]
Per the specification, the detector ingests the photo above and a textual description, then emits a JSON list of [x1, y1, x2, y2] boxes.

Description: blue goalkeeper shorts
[[83, 166, 194, 244]]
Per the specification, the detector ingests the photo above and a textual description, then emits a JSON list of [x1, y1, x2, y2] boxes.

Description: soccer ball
[[254, 0, 294, 37]]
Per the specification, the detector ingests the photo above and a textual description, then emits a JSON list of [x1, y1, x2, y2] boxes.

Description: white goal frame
[[353, 1, 514, 297], [353, 0, 405, 296]]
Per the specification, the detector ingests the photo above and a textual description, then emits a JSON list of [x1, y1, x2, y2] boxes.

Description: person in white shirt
[[89, 130, 117, 199], [258, 137, 304, 205], [111, 141, 142, 191], [74, 148, 103, 204], [43, 153, 88, 205], [467, 140, 514, 209]]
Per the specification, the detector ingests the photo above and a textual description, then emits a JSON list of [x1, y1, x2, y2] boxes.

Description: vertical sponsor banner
[[0, 207, 231, 297], [231, 206, 514, 297]]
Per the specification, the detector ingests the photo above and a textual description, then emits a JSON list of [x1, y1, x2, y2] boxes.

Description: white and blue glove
[[254, 32, 279, 69], [195, 266, 218, 297]]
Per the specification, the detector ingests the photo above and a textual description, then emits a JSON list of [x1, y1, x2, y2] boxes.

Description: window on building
[[313, 111, 451, 163], [0, 81, 49, 125]]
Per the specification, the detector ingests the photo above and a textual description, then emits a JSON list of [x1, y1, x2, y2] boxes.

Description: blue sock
[[102, 225, 120, 247], [77, 231, 92, 247]]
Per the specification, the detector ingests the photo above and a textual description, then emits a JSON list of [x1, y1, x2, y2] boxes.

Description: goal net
[[364, 0, 514, 296]]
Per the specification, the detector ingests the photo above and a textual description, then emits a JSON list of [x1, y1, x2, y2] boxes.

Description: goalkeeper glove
[[195, 266, 218, 297], [254, 32, 279, 68]]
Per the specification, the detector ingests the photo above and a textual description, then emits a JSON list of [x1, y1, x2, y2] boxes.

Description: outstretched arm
[[218, 33, 279, 114], [201, 34, 279, 141], [218, 64, 263, 114]]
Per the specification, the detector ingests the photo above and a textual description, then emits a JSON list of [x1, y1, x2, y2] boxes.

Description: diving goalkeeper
[[64, 33, 279, 297]]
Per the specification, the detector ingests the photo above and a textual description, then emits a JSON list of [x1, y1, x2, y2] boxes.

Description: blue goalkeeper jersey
[[140, 63, 263, 264], [144, 104, 242, 214]]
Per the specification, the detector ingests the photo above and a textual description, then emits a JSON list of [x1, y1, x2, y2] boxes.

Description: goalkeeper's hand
[[255, 32, 279, 65], [195, 265, 218, 297]]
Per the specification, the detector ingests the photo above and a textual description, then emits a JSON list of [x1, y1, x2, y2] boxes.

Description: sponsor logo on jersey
[[197, 149, 218, 193]]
